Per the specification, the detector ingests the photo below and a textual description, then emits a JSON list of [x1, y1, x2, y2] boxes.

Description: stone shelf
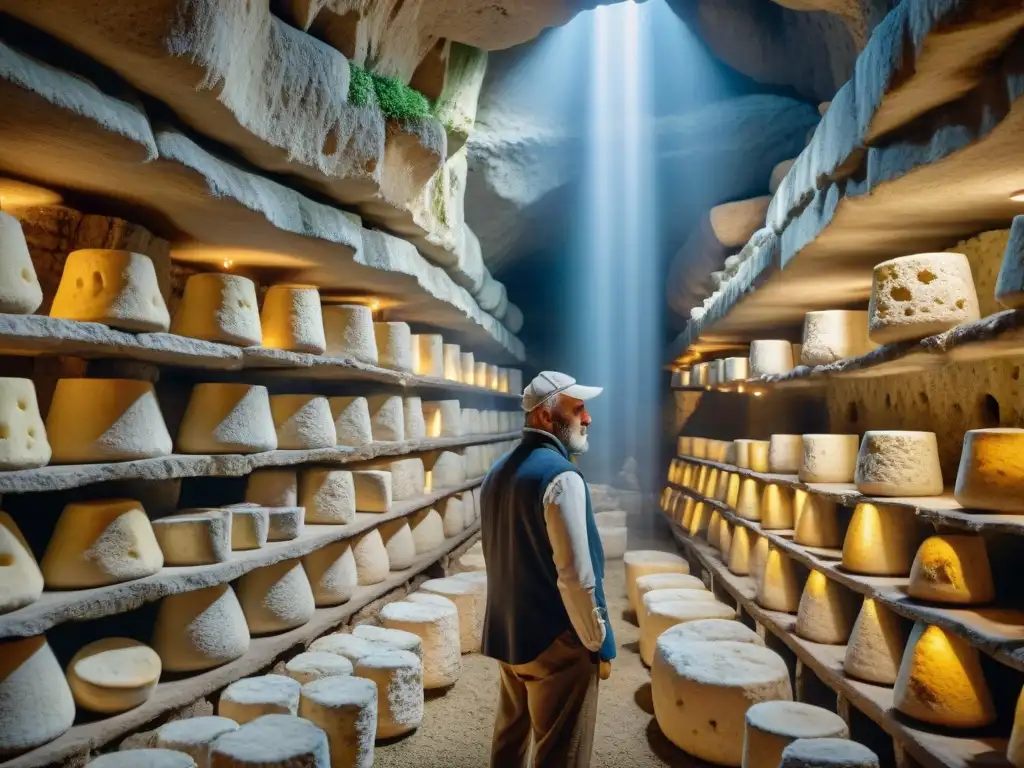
[[669, 482, 1024, 674], [0, 432, 520, 494], [666, 515, 1011, 768], [0, 480, 482, 639], [1, 524, 480, 768]]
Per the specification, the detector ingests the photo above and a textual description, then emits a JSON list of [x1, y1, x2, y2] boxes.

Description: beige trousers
[[489, 630, 600, 768]]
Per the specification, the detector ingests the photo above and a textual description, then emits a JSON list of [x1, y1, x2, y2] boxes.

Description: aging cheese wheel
[[351, 470, 393, 513], [309, 633, 381, 664], [799, 435, 859, 483], [381, 600, 461, 689], [153, 585, 249, 672], [303, 539, 357, 607], [413, 334, 444, 378], [403, 397, 426, 440], [322, 304, 377, 364], [354, 650, 423, 739], [300, 469, 355, 525], [245, 469, 297, 507], [624, 550, 690, 613], [325, 396, 373, 448], [640, 598, 735, 666], [843, 598, 908, 685], [88, 750, 197, 767], [794, 571, 858, 644], [728, 526, 756, 576], [749, 341, 794, 378], [780, 738, 878, 768], [735, 478, 761, 520], [374, 321, 413, 372], [460, 353, 476, 385], [0, 512, 43, 614], [599, 526, 628, 559], [749, 441, 770, 473], [841, 503, 921, 576], [443, 343, 462, 382], [0, 211, 42, 314], [760, 484, 794, 530], [769, 435, 803, 474], [954, 428, 1024, 512], [352, 529, 390, 586], [366, 395, 405, 442], [172, 273, 261, 346], [155, 716, 239, 766], [743, 702, 849, 768], [237, 559, 316, 635], [297, 677, 375, 768], [151, 510, 231, 566], [352, 624, 423, 660], [267, 507, 304, 541], [0, 378, 50, 470], [800, 311, 874, 366], [269, 394, 336, 450], [0, 636, 75, 757], [756, 548, 803, 613], [67, 637, 160, 713], [229, 505, 269, 551], [409, 508, 445, 554], [176, 383, 276, 454], [423, 400, 462, 438], [793, 495, 842, 548], [379, 518, 416, 570], [210, 713, 330, 766], [724, 357, 749, 382], [908, 535, 994, 605], [284, 652, 354, 685], [218, 676, 301, 724], [661, 618, 763, 647], [260, 284, 326, 354], [855, 431, 943, 496]]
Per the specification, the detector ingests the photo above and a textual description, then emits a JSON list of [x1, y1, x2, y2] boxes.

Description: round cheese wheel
[[954, 428, 1024, 512], [780, 738, 878, 768], [725, 473, 742, 507], [760, 484, 794, 530], [0, 378, 50, 470], [155, 716, 238, 766], [636, 573, 706, 605], [210, 713, 330, 766], [799, 435, 859, 483], [353, 528, 390, 586], [303, 539, 357, 607], [352, 625, 423, 660], [285, 652, 354, 685], [707, 510, 723, 549], [152, 585, 250, 672], [0, 211, 42, 314], [1008, 686, 1024, 767], [624, 550, 689, 613], [260, 284, 326, 354], [728, 526, 756, 576], [908, 535, 994, 604], [743, 702, 849, 768], [374, 321, 413, 372], [751, 536, 771, 588], [354, 650, 423, 738], [769, 435, 803, 474], [237, 559, 316, 635], [0, 635, 75, 757], [297, 677, 376, 767], [641, 598, 735, 666], [326, 396, 373, 448], [88, 749, 197, 767], [794, 571, 858, 644], [843, 598, 908, 685], [688, 503, 711, 537], [366, 395, 405, 442], [176, 383, 276, 454], [67, 638, 160, 713], [421, 576, 486, 654], [749, 442, 770, 473], [735, 478, 761, 521], [756, 549, 803, 613], [841, 503, 921, 576], [218, 676, 300, 725], [801, 311, 874, 366], [442, 343, 462, 382], [724, 357, 749, 382], [749, 341, 794, 378], [322, 304, 377, 364], [269, 394, 336, 450], [855, 431, 943, 496], [379, 519, 416, 571], [734, 440, 754, 469], [661, 618, 763, 647], [172, 273, 261, 346], [409, 508, 445, 554], [413, 334, 444, 378], [309, 634, 381, 664], [719, 521, 734, 560], [0, 511, 43, 614], [793, 495, 842, 548], [381, 601, 461, 689]]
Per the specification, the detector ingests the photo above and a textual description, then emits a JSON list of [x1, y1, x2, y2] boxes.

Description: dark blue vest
[[479, 430, 616, 665]]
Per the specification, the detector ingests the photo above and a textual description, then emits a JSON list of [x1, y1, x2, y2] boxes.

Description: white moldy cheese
[[749, 340, 795, 378], [908, 535, 994, 605], [800, 310, 875, 366], [794, 571, 858, 644], [66, 637, 161, 714], [47, 378, 173, 463], [640, 599, 735, 666], [352, 625, 423, 659], [798, 434, 859, 483], [352, 529, 390, 586], [51, 249, 169, 332], [229, 505, 269, 551], [0, 512, 43, 614], [374, 321, 413, 372], [177, 383, 276, 454], [425, 450, 465, 489], [151, 510, 232, 566], [309, 633, 380, 664], [381, 600, 461, 689], [842, 503, 922, 576], [0, 378, 50, 469], [769, 435, 803, 474], [245, 468, 298, 507], [662, 618, 763, 648], [267, 507, 304, 541], [843, 598, 908, 685], [743, 701, 849, 768], [0, 210, 42, 314], [368, 457, 425, 501], [724, 357, 749, 382], [155, 716, 239, 766], [237, 559, 316, 635], [955, 428, 1024, 512], [441, 496, 465, 537], [0, 636, 75, 757], [297, 677, 376, 768], [421, 577, 487, 654], [152, 585, 250, 672], [260, 285, 326, 354], [599, 526, 627, 559], [303, 539, 357, 606], [322, 304, 378, 364], [413, 334, 444, 377], [328, 396, 373, 448], [409, 508, 445, 554], [403, 397, 426, 440], [351, 470, 393, 512], [460, 353, 476, 385], [474, 362, 488, 387], [894, 622, 995, 728], [42, 499, 163, 588], [284, 652, 354, 685], [218, 676, 301, 724], [367, 395, 405, 442], [171, 273, 261, 347], [651, 640, 792, 767], [443, 344, 462, 381], [211, 714, 330, 767], [868, 252, 981, 344], [88, 750, 197, 767], [423, 400, 462, 438], [299, 469, 356, 524], [855, 431, 943, 496], [355, 651, 423, 740], [624, 550, 690, 613], [780, 738, 879, 768], [379, 518, 416, 570], [269, 395, 336, 450]]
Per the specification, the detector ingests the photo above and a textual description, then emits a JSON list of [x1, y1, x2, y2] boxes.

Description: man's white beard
[[554, 418, 589, 455]]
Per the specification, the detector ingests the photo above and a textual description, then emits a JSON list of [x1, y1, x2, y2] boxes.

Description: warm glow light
[[1011, 190, 1024, 202], [0, 180, 63, 212], [736, 385, 745, 394], [222, 259, 233, 269], [753, 391, 763, 397]]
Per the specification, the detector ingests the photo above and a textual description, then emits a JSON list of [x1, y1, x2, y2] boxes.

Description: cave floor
[[375, 513, 703, 768]]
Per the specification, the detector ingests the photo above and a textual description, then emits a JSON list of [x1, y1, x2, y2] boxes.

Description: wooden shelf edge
[[0, 524, 481, 768]]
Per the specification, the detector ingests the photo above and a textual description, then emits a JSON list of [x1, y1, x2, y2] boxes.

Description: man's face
[[545, 394, 591, 455]]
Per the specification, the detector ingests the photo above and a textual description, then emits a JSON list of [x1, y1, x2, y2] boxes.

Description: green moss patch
[[348, 65, 432, 122]]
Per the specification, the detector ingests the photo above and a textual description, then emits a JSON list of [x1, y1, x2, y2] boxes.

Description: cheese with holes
[[47, 378, 172, 462], [894, 622, 995, 728], [300, 469, 355, 524], [794, 495, 842, 548], [954, 428, 1024, 512], [651, 640, 792, 766], [0, 211, 42, 314], [843, 598, 908, 685], [156, 716, 238, 766], [842, 503, 921, 575], [413, 334, 444, 377], [0, 635, 75, 757], [0, 512, 43, 613], [267, 507, 304, 541], [171, 273, 261, 346], [260, 285, 326, 354], [51, 249, 169, 332], [152, 510, 231, 566], [795, 571, 857, 644], [641, 597, 734, 666], [868, 252, 980, 344], [409, 508, 445, 553], [728, 526, 755, 576], [302, 539, 357, 606], [855, 431, 943, 496], [908, 535, 994, 604], [736, 478, 761, 520], [352, 529, 389, 585], [769, 435, 803, 474], [42, 499, 162, 587], [0, 378, 49, 469], [401, 397, 426, 440], [382, 600, 461, 688], [599, 526, 627, 559], [780, 738, 878, 768], [421, 577, 486, 653], [350, 470, 392, 513], [749, 341, 794, 378], [757, 549, 803, 613], [355, 650, 423, 739], [353, 625, 423, 660], [624, 550, 690, 613], [153, 585, 249, 672], [298, 677, 375, 768], [237, 559, 315, 634], [67, 637, 160, 713], [799, 435, 859, 483], [801, 311, 875, 365], [374, 321, 413, 372], [229, 505, 269, 551], [441, 496, 465, 537], [269, 394, 336, 450], [285, 652, 354, 684], [88, 749, 197, 767], [760, 484, 794, 529], [423, 400, 461, 438], [245, 469, 297, 507], [743, 701, 849, 768], [367, 395, 404, 442], [177, 383, 276, 454], [379, 518, 416, 570], [322, 304, 377, 364]]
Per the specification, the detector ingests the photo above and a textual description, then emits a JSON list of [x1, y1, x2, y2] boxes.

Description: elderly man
[[480, 371, 616, 768]]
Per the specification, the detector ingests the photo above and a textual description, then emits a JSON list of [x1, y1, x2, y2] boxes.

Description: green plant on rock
[[348, 66, 374, 107], [347, 64, 432, 122]]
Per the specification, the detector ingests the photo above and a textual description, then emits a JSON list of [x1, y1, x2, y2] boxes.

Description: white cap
[[521, 371, 603, 412]]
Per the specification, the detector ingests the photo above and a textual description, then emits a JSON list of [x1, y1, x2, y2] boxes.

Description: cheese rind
[[842, 503, 921, 576], [596, 510, 627, 527], [736, 478, 761, 520], [152, 585, 250, 672], [799, 434, 859, 483], [309, 633, 380, 664], [749, 441, 770, 473], [0, 211, 42, 314], [460, 353, 475, 385], [171, 273, 261, 346], [51, 249, 169, 332], [245, 469, 297, 507], [156, 716, 238, 766], [260, 285, 326, 354], [954, 428, 1024, 512], [0, 512, 43, 613], [229, 505, 269, 551], [67, 637, 161, 713], [769, 435, 803, 474], [641, 598, 735, 666], [300, 469, 356, 525], [152, 510, 231, 566], [409, 508, 445, 554], [421, 576, 487, 654], [413, 334, 444, 377], [355, 650, 424, 739], [661, 618, 763, 647], [749, 341, 794, 378], [724, 357, 749, 382], [177, 383, 276, 454], [793, 495, 842, 548], [728, 526, 755, 576], [443, 344, 462, 381], [423, 400, 462, 438], [379, 519, 416, 570], [599, 526, 627, 559], [743, 702, 849, 768], [0, 378, 50, 470], [624, 550, 690, 613], [267, 507, 304, 541], [47, 378, 172, 462], [908, 535, 994, 605], [795, 571, 858, 644], [351, 470, 393, 512], [441, 496, 465, 537], [894, 622, 996, 728], [284, 652, 354, 684], [367, 395, 405, 442], [324, 396, 372, 448], [760, 484, 794, 530], [843, 598, 908, 685], [352, 529, 390, 586], [218, 676, 300, 725], [801, 311, 875, 365], [780, 738, 878, 768], [352, 625, 423, 659], [403, 397, 426, 440], [211, 713, 330, 766], [426, 450, 465, 489], [756, 549, 803, 613], [0, 635, 75, 757], [381, 600, 462, 688], [303, 540, 357, 606], [298, 677, 376, 768], [374, 321, 413, 372], [269, 394, 336, 450], [237, 559, 316, 635], [322, 304, 377, 364], [855, 431, 943, 496]]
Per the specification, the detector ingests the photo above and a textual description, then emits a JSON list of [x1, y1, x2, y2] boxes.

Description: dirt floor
[[375, 514, 701, 767]]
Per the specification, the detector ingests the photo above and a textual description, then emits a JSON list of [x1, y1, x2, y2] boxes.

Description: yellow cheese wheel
[[749, 441, 770, 473], [955, 428, 1024, 512], [841, 503, 922, 576], [735, 478, 761, 520], [756, 548, 803, 613], [908, 535, 994, 604], [760, 484, 794, 530], [793, 495, 842, 548], [260, 284, 326, 354], [794, 570, 858, 644], [171, 272, 261, 346], [67, 637, 160, 713], [725, 473, 741, 507], [728, 526, 755, 576]]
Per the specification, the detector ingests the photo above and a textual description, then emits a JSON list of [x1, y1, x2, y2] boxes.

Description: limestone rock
[[270, 394, 336, 450], [843, 598, 908, 685], [0, 377, 50, 470], [237, 559, 316, 634], [300, 469, 355, 525], [303, 539, 357, 607], [284, 652, 354, 685], [156, 717, 239, 768], [298, 677, 375, 768], [152, 510, 232, 566], [908, 535, 994, 605], [67, 637, 160, 714], [322, 304, 377, 364], [0, 635, 75, 757], [210, 713, 329, 766], [0, 511, 43, 614], [153, 585, 250, 672], [177, 383, 277, 454], [171, 273, 261, 347], [354, 650, 423, 739], [0, 210, 42, 314]]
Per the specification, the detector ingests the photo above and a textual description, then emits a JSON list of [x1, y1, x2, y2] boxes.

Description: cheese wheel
[[423, 400, 462, 438], [691, 438, 709, 459], [47, 378, 172, 462], [219, 676, 301, 724], [843, 598, 908, 685], [793, 495, 842, 548], [381, 600, 461, 689], [156, 716, 239, 767], [0, 378, 50, 469], [662, 618, 763, 648], [760, 484, 794, 530], [229, 505, 269, 551], [709, 440, 731, 463], [422, 577, 487, 653], [795, 571, 858, 644], [370, 457, 425, 501], [473, 362, 488, 388], [302, 539, 357, 607], [379, 518, 416, 570], [725, 473, 742, 506], [269, 394, 336, 450], [724, 357, 749, 382], [954, 428, 1024, 512], [426, 450, 465, 489], [355, 650, 423, 739], [641, 599, 736, 666], [842, 503, 921, 575], [172, 273, 261, 346], [245, 469, 297, 507], [652, 640, 792, 766], [374, 321, 413, 372], [460, 353, 476, 385], [743, 702, 849, 768], [441, 496, 465, 537], [704, 468, 720, 498], [352, 529, 390, 585], [894, 622, 995, 728], [297, 678, 375, 768], [599, 526, 628, 559], [0, 211, 42, 314], [284, 652, 354, 684], [322, 304, 377, 364], [237, 559, 316, 634], [749, 341, 794, 378], [409, 508, 445, 554], [0, 512, 43, 613], [350, 470, 392, 513], [769, 435, 803, 474], [801, 311, 874, 365], [711, 359, 725, 384], [757, 549, 803, 613], [67, 637, 160, 713], [413, 334, 444, 377], [728, 526, 756, 575], [707, 510, 723, 549], [486, 364, 500, 390], [88, 750, 197, 767], [780, 738, 878, 768], [322, 396, 372, 448], [908, 535, 994, 604], [267, 507, 304, 541], [260, 285, 326, 354], [733, 439, 753, 469], [366, 395, 404, 442], [597, 510, 628, 527], [0, 635, 75, 757], [177, 383, 276, 454], [42, 499, 162, 588], [624, 550, 690, 613], [442, 344, 462, 382], [751, 535, 771, 588], [854, 431, 943, 496], [352, 625, 423, 660], [309, 633, 381, 664], [688, 503, 710, 537], [868, 252, 980, 344], [152, 510, 231, 566], [459, 407, 479, 436], [719, 521, 734, 559], [497, 368, 511, 393], [211, 713, 330, 766], [748, 442, 770, 473], [51, 249, 169, 332], [300, 469, 355, 525], [1008, 686, 1024, 767], [734, 478, 761, 520], [799, 435, 859, 483], [153, 585, 249, 672], [402, 397, 426, 440], [636, 574, 706, 610]]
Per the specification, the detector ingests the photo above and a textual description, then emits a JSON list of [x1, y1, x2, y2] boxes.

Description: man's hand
[[599, 660, 612, 680]]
